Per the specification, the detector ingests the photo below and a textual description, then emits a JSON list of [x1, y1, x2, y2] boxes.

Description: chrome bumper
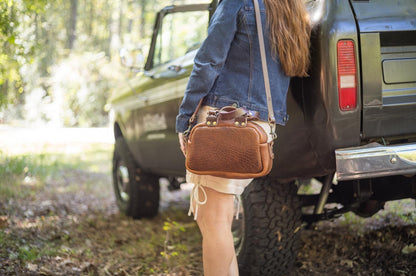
[[335, 142, 416, 181]]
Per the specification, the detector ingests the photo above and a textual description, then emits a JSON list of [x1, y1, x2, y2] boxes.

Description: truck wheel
[[235, 178, 301, 276], [112, 137, 160, 219]]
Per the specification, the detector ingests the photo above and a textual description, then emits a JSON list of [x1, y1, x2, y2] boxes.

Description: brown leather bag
[[185, 106, 274, 178], [184, 0, 276, 179]]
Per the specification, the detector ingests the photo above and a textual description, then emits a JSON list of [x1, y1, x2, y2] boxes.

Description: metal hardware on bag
[[247, 110, 259, 118], [269, 124, 277, 140], [189, 114, 196, 125], [234, 115, 248, 127], [208, 110, 217, 116], [206, 111, 219, 127], [183, 126, 191, 138], [267, 116, 277, 140], [206, 121, 218, 126], [269, 142, 275, 159], [184, 110, 199, 138]]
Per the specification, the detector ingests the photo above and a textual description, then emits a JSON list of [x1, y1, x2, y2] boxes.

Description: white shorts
[[186, 105, 273, 220]]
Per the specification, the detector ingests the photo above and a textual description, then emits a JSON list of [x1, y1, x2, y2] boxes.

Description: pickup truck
[[109, 0, 416, 275]]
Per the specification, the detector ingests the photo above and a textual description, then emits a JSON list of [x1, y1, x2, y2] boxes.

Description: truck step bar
[[335, 142, 416, 181]]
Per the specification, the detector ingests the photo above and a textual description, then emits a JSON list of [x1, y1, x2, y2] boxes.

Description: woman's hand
[[178, 133, 186, 156]]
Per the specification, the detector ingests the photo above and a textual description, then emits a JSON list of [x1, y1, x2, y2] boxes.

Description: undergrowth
[[0, 144, 111, 200], [0, 142, 202, 275]]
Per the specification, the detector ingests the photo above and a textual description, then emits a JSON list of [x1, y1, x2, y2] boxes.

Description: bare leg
[[229, 251, 239, 276], [195, 187, 239, 276]]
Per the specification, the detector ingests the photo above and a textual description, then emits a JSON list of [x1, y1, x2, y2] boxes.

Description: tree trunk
[[118, 0, 124, 41], [139, 0, 147, 39], [104, 0, 112, 58], [127, 0, 133, 34], [67, 0, 78, 50], [87, 0, 94, 36]]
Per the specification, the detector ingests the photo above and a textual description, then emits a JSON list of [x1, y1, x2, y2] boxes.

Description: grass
[[0, 151, 59, 199], [0, 144, 112, 201], [342, 199, 416, 226], [0, 137, 202, 275]]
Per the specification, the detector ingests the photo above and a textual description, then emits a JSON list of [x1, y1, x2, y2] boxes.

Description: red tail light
[[337, 40, 357, 111]]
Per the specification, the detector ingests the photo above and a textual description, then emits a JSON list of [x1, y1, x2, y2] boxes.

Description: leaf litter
[[0, 139, 415, 275]]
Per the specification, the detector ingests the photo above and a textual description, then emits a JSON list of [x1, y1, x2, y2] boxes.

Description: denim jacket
[[176, 0, 291, 133]]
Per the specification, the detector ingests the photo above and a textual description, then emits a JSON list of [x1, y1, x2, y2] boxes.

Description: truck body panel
[[351, 0, 416, 138]]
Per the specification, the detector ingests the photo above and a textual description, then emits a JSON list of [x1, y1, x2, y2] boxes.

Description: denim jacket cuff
[[176, 115, 190, 133]]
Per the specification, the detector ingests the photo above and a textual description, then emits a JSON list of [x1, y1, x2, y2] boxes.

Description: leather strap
[[185, 0, 275, 134], [253, 0, 275, 125], [188, 97, 204, 124]]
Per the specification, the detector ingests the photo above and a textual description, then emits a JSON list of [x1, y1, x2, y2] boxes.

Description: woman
[[176, 0, 311, 275]]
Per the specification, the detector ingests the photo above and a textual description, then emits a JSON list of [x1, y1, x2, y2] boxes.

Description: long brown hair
[[263, 0, 311, 77]]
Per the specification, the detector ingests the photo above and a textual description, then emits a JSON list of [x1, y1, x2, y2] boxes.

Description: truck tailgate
[[350, 0, 416, 138]]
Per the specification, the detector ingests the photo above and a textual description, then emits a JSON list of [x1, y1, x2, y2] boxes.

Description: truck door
[[131, 3, 214, 175], [350, 0, 416, 138]]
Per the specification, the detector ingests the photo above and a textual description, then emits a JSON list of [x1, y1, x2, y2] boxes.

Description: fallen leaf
[[276, 231, 282, 242], [402, 244, 416, 254], [39, 267, 54, 276], [341, 259, 354, 268], [0, 216, 8, 229], [27, 263, 38, 271]]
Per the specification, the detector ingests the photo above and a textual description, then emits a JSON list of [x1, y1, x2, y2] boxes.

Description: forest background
[[0, 0, 202, 127]]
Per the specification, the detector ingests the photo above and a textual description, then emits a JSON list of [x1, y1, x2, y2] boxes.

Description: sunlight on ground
[[0, 125, 114, 155]]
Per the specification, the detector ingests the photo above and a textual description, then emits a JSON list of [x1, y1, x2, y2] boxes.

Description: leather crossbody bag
[[184, 0, 277, 179]]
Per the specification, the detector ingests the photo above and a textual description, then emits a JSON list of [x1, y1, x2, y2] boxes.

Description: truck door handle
[[150, 65, 186, 79], [168, 65, 183, 72]]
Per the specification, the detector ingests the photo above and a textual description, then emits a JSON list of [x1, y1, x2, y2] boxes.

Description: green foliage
[[0, 0, 212, 125], [0, 151, 49, 198], [0, 0, 48, 111], [336, 199, 416, 236], [0, 1, 15, 37], [21, 53, 124, 126], [161, 218, 189, 271], [18, 245, 39, 261]]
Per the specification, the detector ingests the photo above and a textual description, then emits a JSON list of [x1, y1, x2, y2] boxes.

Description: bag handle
[[217, 106, 259, 121], [185, 0, 276, 137]]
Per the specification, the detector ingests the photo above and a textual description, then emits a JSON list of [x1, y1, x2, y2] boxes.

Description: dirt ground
[[0, 127, 415, 275]]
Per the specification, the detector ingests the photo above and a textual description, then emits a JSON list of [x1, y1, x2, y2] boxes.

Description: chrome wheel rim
[[116, 160, 130, 202]]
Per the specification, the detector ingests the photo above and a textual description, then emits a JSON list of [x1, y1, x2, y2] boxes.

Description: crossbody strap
[[185, 0, 275, 136], [253, 0, 275, 125]]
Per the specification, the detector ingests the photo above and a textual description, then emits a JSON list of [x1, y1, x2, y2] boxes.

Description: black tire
[[112, 137, 160, 219], [235, 178, 301, 276]]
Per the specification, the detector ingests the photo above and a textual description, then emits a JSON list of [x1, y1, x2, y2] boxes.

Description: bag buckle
[[206, 110, 218, 126], [268, 116, 277, 140]]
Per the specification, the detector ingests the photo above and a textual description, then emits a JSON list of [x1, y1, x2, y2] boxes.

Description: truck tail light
[[337, 40, 357, 111]]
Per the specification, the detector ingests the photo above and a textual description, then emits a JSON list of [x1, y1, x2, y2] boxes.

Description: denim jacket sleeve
[[175, 0, 242, 133]]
